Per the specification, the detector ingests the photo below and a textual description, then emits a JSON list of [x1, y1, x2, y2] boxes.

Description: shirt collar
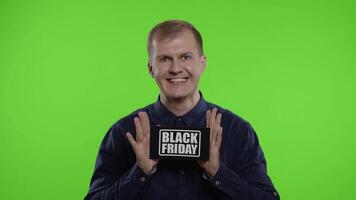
[[152, 91, 208, 127]]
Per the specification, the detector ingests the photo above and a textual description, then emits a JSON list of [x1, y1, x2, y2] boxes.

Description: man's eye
[[181, 55, 191, 61], [159, 57, 170, 62]]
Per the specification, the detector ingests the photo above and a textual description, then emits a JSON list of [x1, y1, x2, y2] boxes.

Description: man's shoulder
[[206, 101, 259, 147], [111, 103, 155, 129], [205, 101, 250, 128]]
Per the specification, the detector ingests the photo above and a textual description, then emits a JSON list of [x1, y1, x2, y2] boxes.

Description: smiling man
[[84, 20, 279, 200]]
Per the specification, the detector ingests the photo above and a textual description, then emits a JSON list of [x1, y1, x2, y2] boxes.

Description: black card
[[150, 126, 210, 160]]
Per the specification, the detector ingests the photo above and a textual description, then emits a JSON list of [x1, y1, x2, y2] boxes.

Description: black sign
[[150, 126, 210, 160]]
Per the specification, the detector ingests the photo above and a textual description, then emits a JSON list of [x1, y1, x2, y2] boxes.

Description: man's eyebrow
[[180, 52, 194, 56], [156, 54, 173, 58], [156, 52, 194, 58]]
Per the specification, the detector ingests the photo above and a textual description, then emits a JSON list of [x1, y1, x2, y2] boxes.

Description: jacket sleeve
[[84, 123, 151, 200], [206, 121, 280, 200]]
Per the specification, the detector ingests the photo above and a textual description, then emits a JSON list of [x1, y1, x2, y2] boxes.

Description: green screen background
[[1, 0, 355, 199]]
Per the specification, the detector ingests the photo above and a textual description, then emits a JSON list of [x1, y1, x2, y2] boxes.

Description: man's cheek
[[153, 71, 164, 79], [191, 69, 202, 77]]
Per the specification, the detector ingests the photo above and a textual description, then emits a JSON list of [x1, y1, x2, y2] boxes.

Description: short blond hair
[[147, 20, 204, 56]]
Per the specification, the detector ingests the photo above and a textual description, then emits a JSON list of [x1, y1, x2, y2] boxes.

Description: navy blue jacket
[[84, 94, 279, 200]]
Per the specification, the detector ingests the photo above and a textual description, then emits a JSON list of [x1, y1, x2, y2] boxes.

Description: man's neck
[[160, 91, 201, 117]]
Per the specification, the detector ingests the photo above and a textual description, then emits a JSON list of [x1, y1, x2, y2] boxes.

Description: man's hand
[[198, 108, 223, 177], [126, 111, 159, 174]]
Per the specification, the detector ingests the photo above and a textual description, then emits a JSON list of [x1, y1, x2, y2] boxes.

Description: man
[[84, 20, 279, 200]]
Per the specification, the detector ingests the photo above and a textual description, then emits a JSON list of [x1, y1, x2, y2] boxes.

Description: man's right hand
[[126, 111, 159, 174]]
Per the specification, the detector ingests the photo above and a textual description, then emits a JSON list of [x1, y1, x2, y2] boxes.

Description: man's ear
[[201, 55, 207, 70], [148, 60, 154, 78]]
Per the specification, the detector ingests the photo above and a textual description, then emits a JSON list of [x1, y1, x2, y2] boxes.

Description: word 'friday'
[[160, 131, 199, 155]]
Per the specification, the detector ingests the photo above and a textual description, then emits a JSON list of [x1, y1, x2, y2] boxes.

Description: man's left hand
[[198, 107, 223, 177]]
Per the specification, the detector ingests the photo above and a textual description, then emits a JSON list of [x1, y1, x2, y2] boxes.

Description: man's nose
[[169, 59, 183, 74]]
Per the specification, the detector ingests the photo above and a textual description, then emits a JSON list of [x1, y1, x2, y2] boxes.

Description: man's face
[[148, 30, 206, 100]]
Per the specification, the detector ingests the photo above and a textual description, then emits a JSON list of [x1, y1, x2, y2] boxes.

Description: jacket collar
[[152, 91, 208, 127]]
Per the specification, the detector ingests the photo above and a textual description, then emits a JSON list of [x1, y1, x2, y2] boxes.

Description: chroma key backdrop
[[0, 0, 355, 199]]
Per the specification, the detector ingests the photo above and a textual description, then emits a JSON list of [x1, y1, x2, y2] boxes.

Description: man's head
[[147, 20, 204, 57], [147, 20, 207, 101]]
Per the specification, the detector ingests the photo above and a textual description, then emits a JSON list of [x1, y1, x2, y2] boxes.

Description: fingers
[[210, 108, 217, 132], [209, 108, 217, 144], [215, 113, 222, 130], [214, 127, 223, 147], [138, 111, 150, 136], [134, 117, 143, 142], [215, 113, 222, 145], [206, 110, 211, 128], [206, 108, 222, 146], [126, 132, 137, 149]]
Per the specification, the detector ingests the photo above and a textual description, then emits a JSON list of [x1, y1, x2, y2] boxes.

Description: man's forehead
[[156, 52, 194, 58], [151, 31, 199, 56]]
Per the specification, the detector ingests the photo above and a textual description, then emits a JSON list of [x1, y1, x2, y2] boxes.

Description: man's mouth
[[166, 77, 190, 83]]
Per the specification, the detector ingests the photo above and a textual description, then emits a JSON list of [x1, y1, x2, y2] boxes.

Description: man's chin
[[161, 90, 198, 101], [165, 93, 188, 100]]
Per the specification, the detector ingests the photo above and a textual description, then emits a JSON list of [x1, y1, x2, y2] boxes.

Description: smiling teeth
[[169, 78, 187, 82]]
